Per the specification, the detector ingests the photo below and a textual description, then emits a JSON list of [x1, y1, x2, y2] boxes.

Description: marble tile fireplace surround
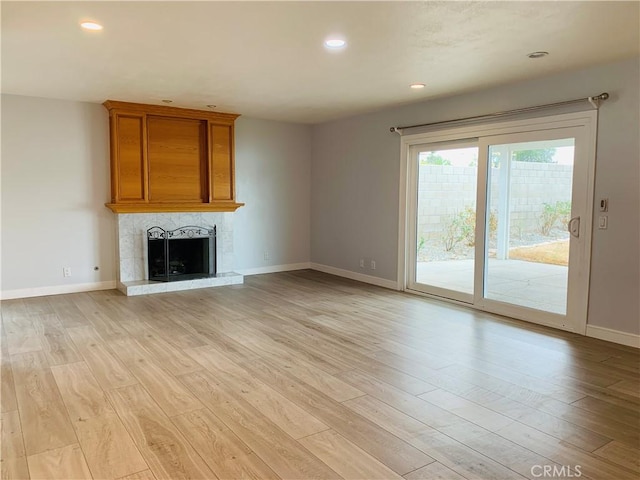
[[116, 212, 243, 296]]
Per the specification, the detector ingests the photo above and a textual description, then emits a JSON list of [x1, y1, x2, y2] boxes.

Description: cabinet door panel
[[210, 125, 233, 201], [148, 117, 207, 202], [116, 115, 145, 201]]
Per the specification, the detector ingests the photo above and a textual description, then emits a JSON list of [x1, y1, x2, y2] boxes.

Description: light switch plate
[[598, 216, 608, 229]]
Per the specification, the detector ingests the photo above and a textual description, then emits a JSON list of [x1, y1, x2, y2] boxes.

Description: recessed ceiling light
[[527, 51, 549, 59], [161, 99, 173, 104], [80, 21, 103, 31], [324, 38, 346, 49], [410, 83, 426, 89]]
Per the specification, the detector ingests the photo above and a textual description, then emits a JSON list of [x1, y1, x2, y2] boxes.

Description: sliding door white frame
[[397, 110, 598, 334]]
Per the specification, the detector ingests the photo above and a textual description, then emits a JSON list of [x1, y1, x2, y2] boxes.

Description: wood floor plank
[[109, 338, 203, 416], [259, 322, 437, 396], [22, 297, 54, 316], [0, 412, 28, 480], [338, 369, 467, 430], [246, 317, 367, 374], [179, 371, 341, 480], [394, 363, 616, 453], [0, 299, 28, 320], [118, 470, 157, 480], [411, 362, 638, 448], [404, 462, 467, 480], [67, 327, 138, 390], [571, 394, 640, 426], [1, 456, 30, 480], [438, 422, 564, 480], [307, 313, 388, 346], [65, 325, 106, 347], [237, 358, 434, 475], [50, 361, 112, 420], [496, 421, 639, 480], [172, 408, 280, 480], [418, 389, 514, 431], [51, 361, 148, 479], [32, 314, 82, 366], [458, 384, 613, 452], [220, 323, 365, 402], [106, 384, 217, 480], [0, 360, 18, 414], [343, 393, 527, 480], [186, 345, 329, 438], [71, 293, 131, 341], [0, 326, 18, 413], [608, 379, 640, 397], [27, 443, 92, 479], [299, 429, 405, 480], [11, 351, 77, 455], [135, 333, 203, 376], [75, 412, 149, 479], [3, 315, 42, 356], [46, 295, 89, 328], [1, 410, 26, 460], [593, 440, 640, 473]]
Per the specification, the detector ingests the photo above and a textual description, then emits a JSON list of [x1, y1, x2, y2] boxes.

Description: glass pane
[[485, 138, 574, 314], [415, 147, 478, 295]]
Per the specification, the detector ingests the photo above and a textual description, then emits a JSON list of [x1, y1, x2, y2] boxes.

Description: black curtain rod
[[389, 92, 609, 133]]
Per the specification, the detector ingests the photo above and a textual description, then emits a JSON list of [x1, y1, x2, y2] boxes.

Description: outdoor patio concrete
[[416, 259, 567, 314]]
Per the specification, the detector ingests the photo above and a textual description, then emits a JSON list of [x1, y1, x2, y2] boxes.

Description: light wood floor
[[1, 270, 638, 480]]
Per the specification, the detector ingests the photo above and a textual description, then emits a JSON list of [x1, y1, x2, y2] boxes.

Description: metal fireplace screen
[[147, 225, 216, 282]]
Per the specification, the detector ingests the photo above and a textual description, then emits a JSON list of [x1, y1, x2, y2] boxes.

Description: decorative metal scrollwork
[[147, 225, 215, 240]]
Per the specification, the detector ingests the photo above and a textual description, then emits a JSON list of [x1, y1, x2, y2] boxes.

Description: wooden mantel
[[104, 100, 244, 213]]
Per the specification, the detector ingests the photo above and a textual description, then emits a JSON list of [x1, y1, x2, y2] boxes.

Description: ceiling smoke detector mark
[[527, 51, 549, 59], [206, 104, 217, 109], [80, 21, 103, 31], [161, 99, 173, 104]]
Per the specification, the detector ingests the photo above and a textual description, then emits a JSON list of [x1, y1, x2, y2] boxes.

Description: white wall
[[1, 95, 115, 294], [311, 57, 640, 335], [234, 117, 311, 272], [1, 96, 312, 296]]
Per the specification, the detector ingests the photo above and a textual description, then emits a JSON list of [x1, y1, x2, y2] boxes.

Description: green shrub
[[539, 201, 571, 235], [442, 206, 497, 251]]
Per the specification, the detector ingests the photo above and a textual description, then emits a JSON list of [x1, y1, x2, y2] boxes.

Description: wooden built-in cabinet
[[104, 100, 244, 213]]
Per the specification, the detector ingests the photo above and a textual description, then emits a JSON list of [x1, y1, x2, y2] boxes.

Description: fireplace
[[115, 213, 242, 295], [147, 225, 216, 282]]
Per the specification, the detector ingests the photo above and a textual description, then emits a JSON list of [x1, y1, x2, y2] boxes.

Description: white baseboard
[[586, 325, 640, 348], [310, 263, 400, 290], [1, 281, 117, 300], [237, 262, 311, 276]]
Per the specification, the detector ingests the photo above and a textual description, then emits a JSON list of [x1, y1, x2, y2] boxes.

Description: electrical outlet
[[359, 258, 365, 268], [370, 260, 376, 270], [63, 267, 72, 277]]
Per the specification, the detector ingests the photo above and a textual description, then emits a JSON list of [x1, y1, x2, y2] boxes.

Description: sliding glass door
[[407, 142, 479, 303], [405, 113, 596, 332], [480, 135, 575, 315]]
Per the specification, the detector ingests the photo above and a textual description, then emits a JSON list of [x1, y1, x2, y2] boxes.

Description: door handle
[[568, 216, 580, 238]]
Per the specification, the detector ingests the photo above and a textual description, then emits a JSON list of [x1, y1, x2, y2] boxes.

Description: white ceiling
[[2, 1, 639, 123]]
